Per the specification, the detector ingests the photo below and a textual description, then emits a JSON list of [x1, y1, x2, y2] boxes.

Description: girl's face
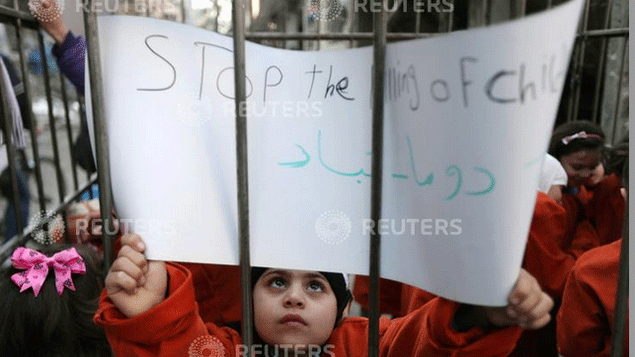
[[253, 269, 338, 352], [559, 148, 602, 187]]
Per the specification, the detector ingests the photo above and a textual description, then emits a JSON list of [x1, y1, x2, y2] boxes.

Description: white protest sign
[[91, 0, 583, 305]]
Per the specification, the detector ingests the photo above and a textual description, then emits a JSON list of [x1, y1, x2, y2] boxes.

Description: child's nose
[[283, 285, 305, 308]]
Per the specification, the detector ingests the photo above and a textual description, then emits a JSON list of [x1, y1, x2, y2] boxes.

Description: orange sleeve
[[400, 284, 436, 316], [95, 263, 242, 357], [180, 263, 243, 325], [584, 174, 625, 245], [557, 241, 627, 357], [353, 276, 406, 317], [557, 262, 611, 356], [381, 298, 522, 356], [522, 192, 575, 298]]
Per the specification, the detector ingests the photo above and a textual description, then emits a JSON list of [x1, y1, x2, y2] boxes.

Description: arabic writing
[[277, 130, 496, 200]]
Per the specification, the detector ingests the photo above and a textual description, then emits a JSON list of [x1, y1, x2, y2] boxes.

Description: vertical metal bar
[[37, 32, 66, 204], [448, 0, 454, 32], [13, 21, 46, 213], [368, 0, 386, 356], [78, 95, 94, 194], [609, 35, 627, 144], [350, 0, 358, 48], [510, 0, 527, 18], [0, 60, 23, 236], [180, 0, 186, 23], [60, 74, 79, 191], [214, 0, 220, 32], [567, 0, 591, 122], [483, 0, 490, 25], [83, 0, 115, 270], [547, 0, 552, 9], [232, 0, 253, 351], [438, 0, 453, 32], [415, 0, 421, 33], [58, 76, 75, 244], [610, 182, 628, 357], [591, 0, 615, 124]]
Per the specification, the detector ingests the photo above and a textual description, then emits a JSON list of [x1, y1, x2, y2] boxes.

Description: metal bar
[[180, 0, 186, 23], [387, 0, 405, 22], [415, 0, 421, 33], [245, 32, 434, 40], [483, 0, 490, 25], [59, 75, 77, 245], [609, 36, 627, 143], [520, 0, 526, 17], [214, 0, 219, 32], [0, 176, 98, 262], [0, 55, 23, 237], [0, 5, 39, 27], [60, 74, 79, 191], [83, 0, 115, 270], [350, 0, 359, 48], [243, 27, 630, 41], [591, 0, 615, 123], [13, 19, 46, 212], [547, 0, 552, 9], [610, 180, 628, 357], [37, 32, 66, 204], [232, 0, 253, 351], [438, 0, 453, 32], [578, 28, 629, 39], [566, 0, 591, 122], [77, 95, 95, 195], [368, 0, 386, 356], [448, 0, 454, 32]]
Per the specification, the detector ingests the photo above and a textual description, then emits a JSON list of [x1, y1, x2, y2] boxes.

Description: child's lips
[[279, 314, 307, 326]]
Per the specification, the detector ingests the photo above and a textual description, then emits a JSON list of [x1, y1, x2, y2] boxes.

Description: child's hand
[[484, 269, 553, 329], [105, 233, 167, 318]]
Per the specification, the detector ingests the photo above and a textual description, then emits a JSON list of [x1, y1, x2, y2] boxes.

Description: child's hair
[[0, 244, 111, 357], [548, 121, 605, 160]]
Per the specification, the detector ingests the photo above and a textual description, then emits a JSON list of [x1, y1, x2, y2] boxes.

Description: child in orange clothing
[[548, 121, 625, 249], [557, 240, 628, 357], [96, 233, 554, 357]]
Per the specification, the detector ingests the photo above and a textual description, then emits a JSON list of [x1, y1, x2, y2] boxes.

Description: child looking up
[[96, 233, 554, 357]]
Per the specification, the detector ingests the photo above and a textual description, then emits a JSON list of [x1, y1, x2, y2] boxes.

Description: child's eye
[[307, 281, 324, 293], [270, 277, 286, 288]]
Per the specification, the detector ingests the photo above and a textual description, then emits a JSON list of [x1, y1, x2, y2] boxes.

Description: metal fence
[[0, 1, 97, 264], [0, 0, 628, 356]]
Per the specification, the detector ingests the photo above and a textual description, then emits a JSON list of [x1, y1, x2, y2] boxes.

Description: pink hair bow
[[11, 247, 86, 297]]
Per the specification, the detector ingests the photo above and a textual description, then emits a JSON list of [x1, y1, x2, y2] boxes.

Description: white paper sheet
[[89, 0, 583, 305]]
